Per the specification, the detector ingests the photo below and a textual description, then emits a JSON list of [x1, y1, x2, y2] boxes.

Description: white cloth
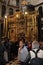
[[32, 40, 39, 49], [30, 49, 43, 59]]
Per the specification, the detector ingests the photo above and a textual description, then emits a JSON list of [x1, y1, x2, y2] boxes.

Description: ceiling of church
[[0, 0, 43, 6]]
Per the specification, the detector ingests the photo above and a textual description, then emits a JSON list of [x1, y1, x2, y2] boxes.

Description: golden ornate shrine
[[5, 11, 38, 41]]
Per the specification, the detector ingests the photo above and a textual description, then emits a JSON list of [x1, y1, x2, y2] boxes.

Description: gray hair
[[32, 40, 39, 49]]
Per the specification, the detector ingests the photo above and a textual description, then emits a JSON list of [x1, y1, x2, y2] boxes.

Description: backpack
[[30, 49, 43, 65]]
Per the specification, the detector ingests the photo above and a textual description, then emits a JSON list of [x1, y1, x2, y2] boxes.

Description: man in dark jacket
[[0, 40, 6, 65]]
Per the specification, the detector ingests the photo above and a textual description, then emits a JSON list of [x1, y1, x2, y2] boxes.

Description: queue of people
[[0, 37, 19, 65], [0, 37, 43, 65]]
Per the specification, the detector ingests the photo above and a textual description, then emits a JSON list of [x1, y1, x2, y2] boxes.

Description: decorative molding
[[34, 2, 43, 7], [8, 5, 19, 8]]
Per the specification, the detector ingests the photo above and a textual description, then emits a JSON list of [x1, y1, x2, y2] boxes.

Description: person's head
[[19, 39, 24, 48], [40, 42, 43, 49], [32, 40, 39, 49]]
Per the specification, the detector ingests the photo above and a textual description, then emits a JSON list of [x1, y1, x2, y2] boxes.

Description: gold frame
[[7, 11, 38, 41]]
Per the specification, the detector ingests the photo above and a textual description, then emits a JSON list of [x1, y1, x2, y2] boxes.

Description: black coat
[[0, 43, 5, 63]]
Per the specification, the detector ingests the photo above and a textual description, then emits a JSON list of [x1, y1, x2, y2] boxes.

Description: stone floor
[[6, 59, 20, 65]]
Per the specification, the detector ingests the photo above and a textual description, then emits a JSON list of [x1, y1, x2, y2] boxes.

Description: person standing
[[18, 39, 30, 65], [0, 40, 6, 65], [29, 40, 43, 65]]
